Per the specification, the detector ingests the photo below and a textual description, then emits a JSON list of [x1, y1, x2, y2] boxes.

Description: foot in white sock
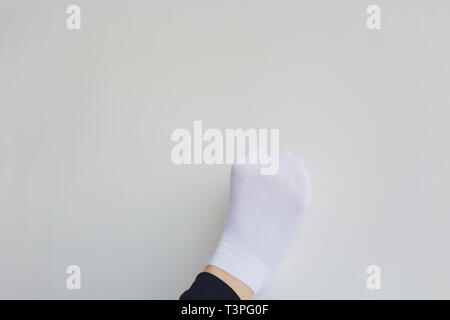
[[208, 149, 312, 294]]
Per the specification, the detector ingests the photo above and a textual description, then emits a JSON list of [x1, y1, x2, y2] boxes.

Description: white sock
[[208, 149, 312, 294]]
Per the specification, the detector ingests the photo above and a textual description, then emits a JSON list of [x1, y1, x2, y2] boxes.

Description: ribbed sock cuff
[[208, 239, 271, 294]]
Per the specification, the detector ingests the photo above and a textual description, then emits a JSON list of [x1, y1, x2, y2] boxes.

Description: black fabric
[[179, 272, 240, 300]]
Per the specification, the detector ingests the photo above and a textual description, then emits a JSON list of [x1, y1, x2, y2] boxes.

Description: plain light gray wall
[[1, 0, 449, 299]]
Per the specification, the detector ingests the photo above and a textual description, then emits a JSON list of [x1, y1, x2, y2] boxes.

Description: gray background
[[1, 0, 449, 299]]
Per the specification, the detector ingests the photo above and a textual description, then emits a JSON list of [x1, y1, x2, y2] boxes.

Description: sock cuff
[[208, 239, 272, 294]]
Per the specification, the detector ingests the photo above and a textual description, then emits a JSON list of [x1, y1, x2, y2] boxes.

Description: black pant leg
[[180, 272, 240, 300]]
